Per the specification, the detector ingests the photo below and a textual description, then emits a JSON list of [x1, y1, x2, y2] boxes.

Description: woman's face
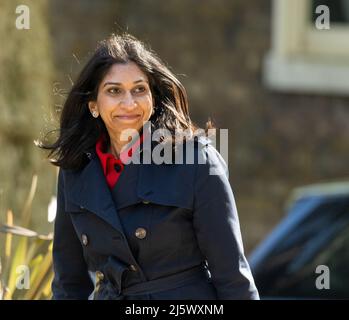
[[89, 61, 153, 138]]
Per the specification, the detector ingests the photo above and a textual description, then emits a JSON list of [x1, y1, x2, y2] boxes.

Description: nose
[[120, 91, 137, 109]]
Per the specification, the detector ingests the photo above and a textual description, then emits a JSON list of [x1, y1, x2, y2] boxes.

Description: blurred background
[[0, 0, 348, 299]]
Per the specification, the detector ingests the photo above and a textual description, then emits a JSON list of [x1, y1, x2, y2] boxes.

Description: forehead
[[102, 61, 148, 84]]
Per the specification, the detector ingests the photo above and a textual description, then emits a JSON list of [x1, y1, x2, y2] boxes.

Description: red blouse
[[95, 133, 144, 189]]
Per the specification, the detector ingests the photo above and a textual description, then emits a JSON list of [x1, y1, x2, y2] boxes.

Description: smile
[[114, 115, 141, 120]]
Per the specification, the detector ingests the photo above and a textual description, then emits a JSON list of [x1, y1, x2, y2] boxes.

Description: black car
[[249, 182, 349, 299]]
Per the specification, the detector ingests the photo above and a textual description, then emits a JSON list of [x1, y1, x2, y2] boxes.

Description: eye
[[107, 87, 121, 94], [133, 86, 146, 94]]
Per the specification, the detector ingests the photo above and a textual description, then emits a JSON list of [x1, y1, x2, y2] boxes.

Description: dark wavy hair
[[37, 33, 213, 171]]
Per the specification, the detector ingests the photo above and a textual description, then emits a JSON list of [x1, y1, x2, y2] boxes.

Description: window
[[263, 0, 349, 96]]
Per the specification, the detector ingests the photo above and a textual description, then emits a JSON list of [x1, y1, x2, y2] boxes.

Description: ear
[[88, 101, 97, 113]]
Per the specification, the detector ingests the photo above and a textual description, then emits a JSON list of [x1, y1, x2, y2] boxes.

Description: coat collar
[[64, 151, 123, 233], [63, 136, 205, 234], [63, 139, 163, 235]]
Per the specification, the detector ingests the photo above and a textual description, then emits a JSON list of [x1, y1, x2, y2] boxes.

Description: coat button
[[135, 227, 147, 239], [129, 264, 137, 272], [81, 234, 89, 246], [95, 270, 104, 281], [142, 200, 150, 204], [114, 163, 123, 173]]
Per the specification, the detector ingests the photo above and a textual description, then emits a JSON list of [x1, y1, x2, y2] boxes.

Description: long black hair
[[37, 33, 212, 171]]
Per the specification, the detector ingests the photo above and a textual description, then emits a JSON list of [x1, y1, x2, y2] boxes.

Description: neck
[[107, 130, 138, 158]]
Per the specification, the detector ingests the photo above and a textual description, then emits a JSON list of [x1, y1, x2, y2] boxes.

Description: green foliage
[[0, 175, 54, 300], [0, 0, 56, 230]]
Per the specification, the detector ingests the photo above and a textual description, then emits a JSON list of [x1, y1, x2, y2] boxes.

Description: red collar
[[95, 133, 144, 189]]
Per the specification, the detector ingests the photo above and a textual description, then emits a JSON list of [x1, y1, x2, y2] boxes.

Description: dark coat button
[[135, 227, 147, 239], [114, 163, 123, 173], [81, 234, 89, 246]]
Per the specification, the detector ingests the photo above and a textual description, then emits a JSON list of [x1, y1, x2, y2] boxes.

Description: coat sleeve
[[51, 168, 94, 300], [193, 143, 259, 300]]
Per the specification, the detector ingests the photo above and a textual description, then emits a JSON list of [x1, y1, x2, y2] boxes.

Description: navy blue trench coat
[[51, 137, 259, 300]]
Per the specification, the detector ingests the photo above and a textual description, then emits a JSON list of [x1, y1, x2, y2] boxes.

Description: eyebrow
[[103, 79, 148, 87]]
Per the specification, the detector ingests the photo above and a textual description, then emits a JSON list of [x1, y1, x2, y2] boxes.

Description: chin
[[116, 123, 142, 134]]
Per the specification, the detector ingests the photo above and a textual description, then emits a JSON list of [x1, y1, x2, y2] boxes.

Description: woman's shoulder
[[183, 135, 228, 175], [57, 164, 86, 191], [194, 135, 219, 157]]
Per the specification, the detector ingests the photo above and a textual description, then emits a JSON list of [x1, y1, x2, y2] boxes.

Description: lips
[[114, 114, 141, 120]]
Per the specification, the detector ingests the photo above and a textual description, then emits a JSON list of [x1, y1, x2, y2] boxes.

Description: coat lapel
[[137, 146, 193, 210], [64, 150, 125, 234], [64, 136, 194, 234]]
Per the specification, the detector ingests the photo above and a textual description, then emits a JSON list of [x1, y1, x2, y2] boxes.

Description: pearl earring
[[92, 111, 99, 118]]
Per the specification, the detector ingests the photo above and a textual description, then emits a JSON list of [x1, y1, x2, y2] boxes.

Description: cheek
[[97, 95, 116, 113], [140, 95, 153, 115], [143, 106, 153, 121]]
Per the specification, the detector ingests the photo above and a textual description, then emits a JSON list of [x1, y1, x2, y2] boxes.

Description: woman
[[39, 33, 259, 300]]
